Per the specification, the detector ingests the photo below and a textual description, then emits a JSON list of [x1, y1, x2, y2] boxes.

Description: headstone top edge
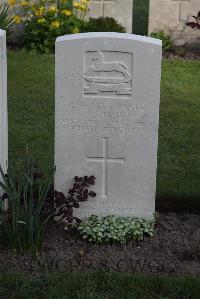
[[0, 29, 6, 37], [56, 32, 162, 47]]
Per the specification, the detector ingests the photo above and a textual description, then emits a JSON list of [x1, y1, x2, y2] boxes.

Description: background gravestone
[[55, 32, 162, 220], [0, 29, 8, 193], [148, 0, 200, 46], [87, 0, 133, 32]]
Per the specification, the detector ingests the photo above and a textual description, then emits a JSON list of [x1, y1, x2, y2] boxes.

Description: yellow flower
[[73, 0, 89, 10], [48, 5, 58, 13], [61, 9, 72, 16], [73, 2, 80, 8], [13, 15, 22, 24], [72, 27, 80, 34], [37, 18, 46, 24], [78, 3, 87, 11], [35, 6, 45, 17], [31, 4, 36, 11], [50, 20, 60, 29], [8, 0, 16, 6], [81, 0, 90, 4], [20, 0, 29, 7]]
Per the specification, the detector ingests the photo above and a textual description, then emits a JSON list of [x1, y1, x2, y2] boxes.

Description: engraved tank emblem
[[84, 51, 133, 97]]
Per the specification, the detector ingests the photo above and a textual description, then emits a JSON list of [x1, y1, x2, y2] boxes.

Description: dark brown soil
[[0, 213, 200, 276], [164, 49, 200, 60]]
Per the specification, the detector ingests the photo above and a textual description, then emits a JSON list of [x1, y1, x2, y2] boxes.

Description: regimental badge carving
[[84, 50, 133, 98]]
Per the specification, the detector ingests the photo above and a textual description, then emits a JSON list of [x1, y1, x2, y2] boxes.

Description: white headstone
[[149, 0, 200, 46], [0, 29, 8, 191], [87, 0, 133, 32], [55, 33, 162, 220]]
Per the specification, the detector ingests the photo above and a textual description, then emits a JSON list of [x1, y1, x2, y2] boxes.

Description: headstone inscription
[[55, 32, 162, 220], [0, 29, 8, 193]]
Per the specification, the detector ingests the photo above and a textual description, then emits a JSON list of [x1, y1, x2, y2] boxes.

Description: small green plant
[[0, 155, 54, 254], [150, 30, 173, 53], [78, 215, 155, 244], [81, 17, 126, 33], [0, 4, 14, 36]]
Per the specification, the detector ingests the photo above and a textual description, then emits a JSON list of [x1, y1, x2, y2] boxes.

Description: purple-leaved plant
[[54, 175, 96, 223], [186, 11, 200, 30]]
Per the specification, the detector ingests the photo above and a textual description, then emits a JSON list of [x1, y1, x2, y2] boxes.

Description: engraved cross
[[171, 0, 190, 22], [86, 137, 125, 198], [91, 0, 116, 17]]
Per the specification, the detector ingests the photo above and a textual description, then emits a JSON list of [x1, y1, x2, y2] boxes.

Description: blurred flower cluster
[[8, 0, 90, 53]]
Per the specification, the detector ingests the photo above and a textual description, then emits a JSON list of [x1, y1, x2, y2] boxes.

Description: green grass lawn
[[0, 272, 200, 299], [158, 60, 200, 201], [8, 52, 55, 173], [8, 52, 200, 201]]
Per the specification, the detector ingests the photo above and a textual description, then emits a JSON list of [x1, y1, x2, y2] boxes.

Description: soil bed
[[0, 213, 200, 276], [164, 50, 200, 60]]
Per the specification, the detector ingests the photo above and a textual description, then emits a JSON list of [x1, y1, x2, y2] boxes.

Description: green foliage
[[81, 17, 126, 33], [150, 30, 173, 53], [23, 15, 83, 54], [0, 4, 14, 36], [78, 215, 155, 244], [0, 154, 54, 254]]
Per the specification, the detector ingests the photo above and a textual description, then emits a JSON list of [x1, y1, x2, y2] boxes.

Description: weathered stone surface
[[149, 0, 200, 46], [88, 0, 133, 32], [0, 29, 8, 192], [55, 32, 162, 220]]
